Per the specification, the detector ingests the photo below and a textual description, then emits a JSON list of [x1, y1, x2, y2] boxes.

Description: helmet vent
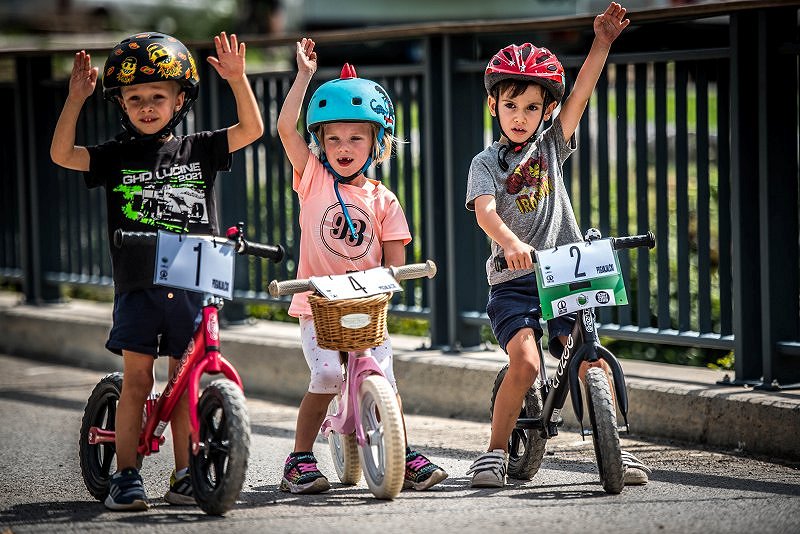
[[352, 97, 362, 105], [502, 50, 514, 62], [536, 53, 551, 64], [319, 99, 327, 108]]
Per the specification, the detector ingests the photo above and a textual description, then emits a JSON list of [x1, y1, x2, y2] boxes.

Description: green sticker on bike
[[535, 239, 628, 320]]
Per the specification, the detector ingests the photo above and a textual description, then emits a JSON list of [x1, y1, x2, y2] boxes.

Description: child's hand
[[594, 2, 630, 47], [296, 37, 317, 77], [207, 32, 247, 81], [503, 241, 535, 271], [68, 50, 98, 102]]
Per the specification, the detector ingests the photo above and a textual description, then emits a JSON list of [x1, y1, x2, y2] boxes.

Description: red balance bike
[[79, 224, 283, 515]]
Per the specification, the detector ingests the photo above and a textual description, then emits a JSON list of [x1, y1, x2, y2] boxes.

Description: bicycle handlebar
[[494, 231, 655, 272], [268, 260, 437, 297], [113, 229, 285, 263]]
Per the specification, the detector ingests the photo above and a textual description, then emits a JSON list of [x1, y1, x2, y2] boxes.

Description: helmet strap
[[321, 153, 374, 241], [114, 89, 194, 142], [493, 92, 548, 171]]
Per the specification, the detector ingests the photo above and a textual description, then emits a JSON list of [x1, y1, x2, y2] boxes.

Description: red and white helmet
[[484, 43, 565, 103]]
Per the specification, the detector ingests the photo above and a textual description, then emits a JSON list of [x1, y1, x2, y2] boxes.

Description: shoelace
[[407, 455, 430, 472]]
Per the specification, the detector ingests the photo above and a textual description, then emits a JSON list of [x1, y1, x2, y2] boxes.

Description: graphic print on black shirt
[[113, 161, 209, 232]]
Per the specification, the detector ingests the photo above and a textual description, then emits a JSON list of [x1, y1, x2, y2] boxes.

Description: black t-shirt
[[85, 129, 231, 294]]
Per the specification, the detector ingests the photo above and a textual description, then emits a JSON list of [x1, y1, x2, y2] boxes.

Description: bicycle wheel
[[189, 378, 251, 515], [79, 372, 123, 500], [490, 364, 547, 480], [356, 375, 405, 499], [584, 366, 624, 494], [327, 395, 361, 485]]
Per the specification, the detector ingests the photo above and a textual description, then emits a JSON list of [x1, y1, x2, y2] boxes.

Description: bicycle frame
[[87, 295, 244, 457], [519, 307, 630, 439], [321, 349, 386, 447]]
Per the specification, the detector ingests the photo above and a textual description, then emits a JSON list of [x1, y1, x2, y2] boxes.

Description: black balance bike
[[492, 229, 655, 494]]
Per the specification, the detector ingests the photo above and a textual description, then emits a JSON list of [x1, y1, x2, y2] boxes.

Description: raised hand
[[296, 37, 317, 77], [594, 2, 630, 47], [207, 32, 246, 81], [69, 50, 98, 102]]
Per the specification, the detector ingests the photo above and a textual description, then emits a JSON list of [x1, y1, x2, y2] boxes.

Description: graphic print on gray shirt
[[465, 117, 583, 286]]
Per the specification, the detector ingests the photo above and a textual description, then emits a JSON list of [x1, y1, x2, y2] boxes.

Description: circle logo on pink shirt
[[320, 203, 375, 260]]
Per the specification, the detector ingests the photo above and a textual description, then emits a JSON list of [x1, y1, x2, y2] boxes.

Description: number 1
[[193, 242, 202, 286]]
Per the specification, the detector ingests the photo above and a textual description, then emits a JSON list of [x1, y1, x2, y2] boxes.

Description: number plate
[[536, 239, 618, 288], [310, 267, 403, 300], [535, 239, 628, 320], [154, 231, 235, 298]]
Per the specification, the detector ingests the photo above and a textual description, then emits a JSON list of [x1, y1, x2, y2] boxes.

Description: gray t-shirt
[[465, 117, 582, 286]]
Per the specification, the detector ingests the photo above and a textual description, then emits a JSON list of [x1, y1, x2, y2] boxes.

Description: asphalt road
[[1, 353, 799, 534]]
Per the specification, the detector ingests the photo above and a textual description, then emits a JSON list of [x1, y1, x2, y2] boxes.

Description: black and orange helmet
[[102, 32, 200, 138]]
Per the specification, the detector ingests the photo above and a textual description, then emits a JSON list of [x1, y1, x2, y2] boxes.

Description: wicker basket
[[307, 292, 391, 351]]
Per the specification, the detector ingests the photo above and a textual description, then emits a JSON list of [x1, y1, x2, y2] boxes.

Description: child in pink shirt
[[275, 37, 448, 494]]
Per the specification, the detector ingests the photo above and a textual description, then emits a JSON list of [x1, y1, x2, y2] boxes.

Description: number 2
[[570, 245, 586, 278]]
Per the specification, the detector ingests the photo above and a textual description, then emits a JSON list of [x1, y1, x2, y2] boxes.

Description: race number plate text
[[310, 267, 403, 300], [536, 239, 618, 288], [154, 231, 235, 298]]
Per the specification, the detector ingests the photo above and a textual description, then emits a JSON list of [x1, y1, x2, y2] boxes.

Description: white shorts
[[299, 316, 397, 394]]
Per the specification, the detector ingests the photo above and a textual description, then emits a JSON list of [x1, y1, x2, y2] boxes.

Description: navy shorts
[[106, 287, 202, 358], [487, 272, 575, 355]]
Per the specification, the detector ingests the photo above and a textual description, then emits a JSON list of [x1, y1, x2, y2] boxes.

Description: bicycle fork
[[321, 349, 386, 448], [538, 308, 631, 439]]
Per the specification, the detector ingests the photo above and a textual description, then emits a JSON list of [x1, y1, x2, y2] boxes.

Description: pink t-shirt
[[288, 153, 412, 317]]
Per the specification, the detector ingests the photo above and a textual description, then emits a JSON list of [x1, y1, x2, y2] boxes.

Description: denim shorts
[[487, 272, 575, 355], [106, 287, 202, 358]]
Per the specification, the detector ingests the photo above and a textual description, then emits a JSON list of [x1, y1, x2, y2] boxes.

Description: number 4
[[348, 275, 368, 294]]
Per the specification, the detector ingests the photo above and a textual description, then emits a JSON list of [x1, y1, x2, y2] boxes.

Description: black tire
[[79, 372, 123, 500], [585, 367, 624, 494], [490, 364, 547, 480], [189, 379, 251, 515]]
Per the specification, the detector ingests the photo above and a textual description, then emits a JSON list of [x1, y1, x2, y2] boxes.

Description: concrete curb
[[2, 292, 798, 460]]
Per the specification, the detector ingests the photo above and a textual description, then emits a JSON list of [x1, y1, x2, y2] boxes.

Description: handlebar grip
[[611, 232, 656, 250], [493, 252, 535, 272], [113, 229, 156, 248], [240, 241, 285, 263], [269, 278, 313, 297], [390, 260, 437, 281]]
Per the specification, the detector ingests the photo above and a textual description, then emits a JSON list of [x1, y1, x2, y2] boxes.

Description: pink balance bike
[[79, 224, 284, 515], [269, 261, 437, 499]]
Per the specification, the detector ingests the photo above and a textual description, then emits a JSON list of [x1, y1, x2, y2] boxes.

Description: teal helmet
[[306, 64, 395, 158]]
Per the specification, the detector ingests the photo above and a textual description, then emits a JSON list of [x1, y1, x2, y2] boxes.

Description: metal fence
[[1, 0, 798, 388]]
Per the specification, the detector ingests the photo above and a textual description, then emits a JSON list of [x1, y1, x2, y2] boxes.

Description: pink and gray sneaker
[[404, 449, 448, 490], [280, 452, 331, 494]]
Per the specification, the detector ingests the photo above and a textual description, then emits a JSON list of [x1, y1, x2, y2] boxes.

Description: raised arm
[[276, 38, 318, 174], [558, 2, 629, 141], [50, 50, 96, 171], [207, 32, 265, 153]]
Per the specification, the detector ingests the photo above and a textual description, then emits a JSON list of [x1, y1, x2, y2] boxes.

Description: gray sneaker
[[104, 468, 149, 511], [467, 449, 508, 488], [621, 451, 652, 485]]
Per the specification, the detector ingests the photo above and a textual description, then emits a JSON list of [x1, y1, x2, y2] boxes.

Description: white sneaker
[[467, 449, 508, 488], [621, 451, 652, 485]]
